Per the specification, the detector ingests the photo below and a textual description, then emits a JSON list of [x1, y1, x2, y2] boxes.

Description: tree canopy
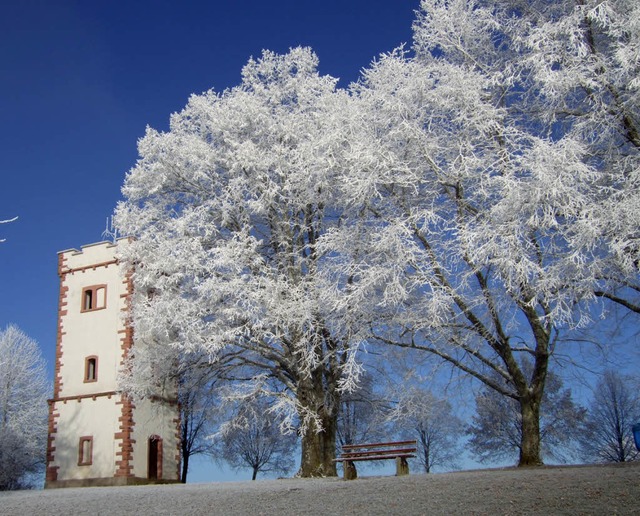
[[115, 48, 363, 476], [115, 0, 639, 473], [323, 0, 640, 466]]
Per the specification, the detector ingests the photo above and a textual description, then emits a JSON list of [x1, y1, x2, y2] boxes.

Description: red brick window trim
[[84, 356, 98, 383], [78, 436, 93, 466], [81, 285, 107, 312]]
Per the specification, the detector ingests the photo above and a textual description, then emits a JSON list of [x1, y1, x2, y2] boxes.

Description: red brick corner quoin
[[45, 252, 69, 482], [115, 267, 136, 478]]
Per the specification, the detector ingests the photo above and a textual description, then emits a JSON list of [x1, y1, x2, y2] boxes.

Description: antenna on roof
[[102, 216, 119, 244]]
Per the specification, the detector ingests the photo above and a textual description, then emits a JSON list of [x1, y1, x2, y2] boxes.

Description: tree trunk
[[252, 466, 258, 480], [420, 430, 431, 473], [512, 314, 549, 468], [616, 418, 626, 462], [181, 451, 189, 483], [518, 394, 543, 466], [297, 376, 338, 477], [299, 416, 338, 477]]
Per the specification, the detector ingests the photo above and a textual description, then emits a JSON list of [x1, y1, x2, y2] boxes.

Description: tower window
[[78, 436, 93, 466], [81, 285, 107, 312], [84, 356, 98, 382]]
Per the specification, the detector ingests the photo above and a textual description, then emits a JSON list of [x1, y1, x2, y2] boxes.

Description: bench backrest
[[341, 440, 417, 452]]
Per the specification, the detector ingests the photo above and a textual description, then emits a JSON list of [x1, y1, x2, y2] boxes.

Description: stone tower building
[[45, 240, 180, 488]]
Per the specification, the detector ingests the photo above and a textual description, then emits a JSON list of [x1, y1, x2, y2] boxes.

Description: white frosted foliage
[[0, 325, 49, 489], [115, 48, 363, 454]]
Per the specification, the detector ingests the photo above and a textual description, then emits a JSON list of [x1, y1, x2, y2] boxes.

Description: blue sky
[[0, 0, 416, 482]]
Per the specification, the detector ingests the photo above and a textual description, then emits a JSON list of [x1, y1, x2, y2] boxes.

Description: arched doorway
[[148, 435, 163, 480]]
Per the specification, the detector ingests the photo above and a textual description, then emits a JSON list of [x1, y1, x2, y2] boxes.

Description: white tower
[[45, 241, 180, 488]]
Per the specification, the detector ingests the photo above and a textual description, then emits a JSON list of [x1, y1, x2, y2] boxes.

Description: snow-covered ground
[[1, 463, 638, 515]]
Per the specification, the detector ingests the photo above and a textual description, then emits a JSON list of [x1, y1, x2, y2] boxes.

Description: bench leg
[[396, 457, 409, 476], [343, 460, 357, 480]]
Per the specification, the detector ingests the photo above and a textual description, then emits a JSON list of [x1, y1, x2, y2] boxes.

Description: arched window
[[78, 436, 93, 466]]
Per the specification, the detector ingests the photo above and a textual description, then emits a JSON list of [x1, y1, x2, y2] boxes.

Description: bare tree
[[580, 371, 640, 463], [337, 373, 387, 447], [178, 360, 222, 483], [389, 387, 462, 473], [215, 397, 297, 481], [0, 325, 48, 490], [468, 368, 586, 465]]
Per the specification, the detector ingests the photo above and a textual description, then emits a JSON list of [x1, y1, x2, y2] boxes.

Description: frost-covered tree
[[580, 370, 640, 463], [115, 48, 362, 477], [0, 325, 48, 490], [389, 387, 463, 473], [214, 397, 297, 480], [324, 0, 640, 466], [468, 368, 586, 464]]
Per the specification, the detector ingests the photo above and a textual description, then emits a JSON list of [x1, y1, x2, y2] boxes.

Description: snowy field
[[1, 463, 638, 515]]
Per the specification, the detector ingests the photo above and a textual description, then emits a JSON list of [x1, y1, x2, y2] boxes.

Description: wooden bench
[[334, 440, 417, 480]]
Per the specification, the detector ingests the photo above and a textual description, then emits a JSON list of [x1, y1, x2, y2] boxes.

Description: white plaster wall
[[52, 396, 120, 480], [59, 242, 126, 396], [130, 399, 180, 481], [53, 242, 126, 482]]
